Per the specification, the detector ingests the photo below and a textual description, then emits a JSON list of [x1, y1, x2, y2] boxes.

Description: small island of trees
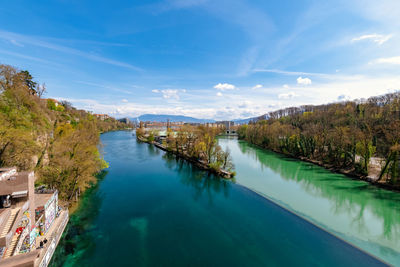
[[136, 125, 235, 178]]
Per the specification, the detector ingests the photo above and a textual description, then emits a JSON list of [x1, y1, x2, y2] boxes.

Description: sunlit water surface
[[219, 138, 400, 265], [49, 131, 392, 266]]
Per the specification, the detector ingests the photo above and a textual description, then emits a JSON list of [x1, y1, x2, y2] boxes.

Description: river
[[50, 131, 397, 266]]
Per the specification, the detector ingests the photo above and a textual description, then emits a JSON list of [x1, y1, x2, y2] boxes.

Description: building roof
[[0, 172, 30, 196], [0, 167, 17, 181], [0, 167, 16, 172], [35, 193, 54, 208]]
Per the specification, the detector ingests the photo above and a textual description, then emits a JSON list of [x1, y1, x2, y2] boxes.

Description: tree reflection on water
[[233, 139, 400, 254], [162, 153, 231, 204], [49, 171, 107, 267]]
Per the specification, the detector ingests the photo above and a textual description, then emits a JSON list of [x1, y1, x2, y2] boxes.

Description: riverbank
[[241, 140, 400, 192], [297, 155, 400, 192], [137, 136, 234, 179], [218, 137, 400, 265], [50, 131, 389, 266]]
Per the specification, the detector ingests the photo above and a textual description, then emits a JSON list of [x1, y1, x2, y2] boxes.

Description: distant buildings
[[139, 121, 185, 129], [136, 120, 237, 131], [117, 117, 130, 124], [215, 121, 235, 130], [94, 114, 111, 121]]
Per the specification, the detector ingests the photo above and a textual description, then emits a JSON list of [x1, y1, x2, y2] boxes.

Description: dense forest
[[238, 92, 400, 186], [137, 125, 235, 175], [0, 64, 129, 203]]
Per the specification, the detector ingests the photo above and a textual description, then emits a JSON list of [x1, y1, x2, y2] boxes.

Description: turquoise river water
[[50, 131, 399, 266]]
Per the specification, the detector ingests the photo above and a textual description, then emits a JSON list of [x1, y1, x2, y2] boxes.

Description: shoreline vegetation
[[238, 92, 400, 191], [136, 126, 235, 178], [246, 141, 400, 193], [0, 64, 131, 210]]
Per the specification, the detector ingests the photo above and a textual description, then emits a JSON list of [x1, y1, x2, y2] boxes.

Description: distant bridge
[[222, 130, 238, 136]]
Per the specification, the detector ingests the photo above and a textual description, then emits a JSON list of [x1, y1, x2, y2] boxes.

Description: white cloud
[[151, 89, 186, 100], [371, 56, 400, 65], [238, 101, 252, 108], [278, 92, 298, 99], [161, 89, 179, 99], [337, 94, 351, 101], [351, 34, 393, 45], [348, 1, 400, 27], [297, 76, 312, 85], [216, 92, 223, 97], [122, 99, 128, 103], [283, 84, 289, 89], [56, 74, 400, 121], [252, 84, 263, 89], [214, 83, 236, 91]]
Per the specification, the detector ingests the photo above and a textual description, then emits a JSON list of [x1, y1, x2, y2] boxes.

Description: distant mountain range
[[129, 114, 257, 124], [232, 118, 253, 124], [130, 114, 215, 123]]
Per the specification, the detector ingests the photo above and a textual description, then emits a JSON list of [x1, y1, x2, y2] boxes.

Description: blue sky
[[1, 0, 400, 119]]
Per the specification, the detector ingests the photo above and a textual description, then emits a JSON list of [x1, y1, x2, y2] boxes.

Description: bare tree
[[37, 83, 47, 98]]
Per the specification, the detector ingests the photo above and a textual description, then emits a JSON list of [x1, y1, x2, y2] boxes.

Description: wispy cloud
[[348, 0, 400, 27], [278, 91, 298, 99], [0, 30, 142, 71], [351, 33, 393, 45], [160, 0, 208, 10], [238, 100, 252, 108], [54, 74, 400, 121], [153, 0, 274, 76], [9, 39, 24, 47], [74, 80, 134, 95], [252, 68, 363, 81], [0, 49, 59, 66], [370, 56, 400, 65], [252, 84, 263, 89], [253, 68, 327, 77], [161, 89, 180, 99], [152, 88, 186, 100]]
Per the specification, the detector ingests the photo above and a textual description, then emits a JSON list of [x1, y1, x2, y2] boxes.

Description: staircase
[[0, 208, 19, 238], [3, 232, 21, 258]]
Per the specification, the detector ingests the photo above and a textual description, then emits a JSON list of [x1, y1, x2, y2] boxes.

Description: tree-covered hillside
[[0, 64, 129, 202], [238, 93, 400, 186]]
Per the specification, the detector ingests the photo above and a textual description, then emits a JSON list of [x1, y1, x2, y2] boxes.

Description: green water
[[50, 131, 389, 266], [219, 138, 400, 265]]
